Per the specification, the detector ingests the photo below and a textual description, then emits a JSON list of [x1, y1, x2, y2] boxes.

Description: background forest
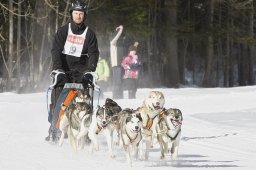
[[0, 0, 256, 93]]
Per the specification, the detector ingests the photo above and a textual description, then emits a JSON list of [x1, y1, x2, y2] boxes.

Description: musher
[[45, 0, 99, 142]]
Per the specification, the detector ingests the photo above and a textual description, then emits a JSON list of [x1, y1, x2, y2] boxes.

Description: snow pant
[[123, 78, 138, 99], [112, 66, 123, 99]]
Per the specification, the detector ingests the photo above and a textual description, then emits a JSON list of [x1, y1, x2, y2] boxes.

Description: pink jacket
[[121, 54, 141, 79]]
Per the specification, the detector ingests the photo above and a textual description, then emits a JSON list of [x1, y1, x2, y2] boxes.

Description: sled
[[46, 72, 100, 128]]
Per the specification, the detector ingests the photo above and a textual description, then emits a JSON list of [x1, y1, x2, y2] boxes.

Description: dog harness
[[122, 129, 142, 147], [166, 129, 181, 140], [144, 113, 159, 130], [159, 108, 167, 117], [95, 124, 103, 134], [56, 89, 78, 128]]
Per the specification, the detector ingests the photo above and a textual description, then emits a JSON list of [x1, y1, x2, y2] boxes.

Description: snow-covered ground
[[0, 86, 255, 170]]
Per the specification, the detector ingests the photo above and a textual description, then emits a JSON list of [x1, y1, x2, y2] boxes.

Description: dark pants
[[112, 66, 123, 99], [123, 78, 138, 99]]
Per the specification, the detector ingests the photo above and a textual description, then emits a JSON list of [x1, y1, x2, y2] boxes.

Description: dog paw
[[171, 154, 178, 160], [94, 145, 99, 151]]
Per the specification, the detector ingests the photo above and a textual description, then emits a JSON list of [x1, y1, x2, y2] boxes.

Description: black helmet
[[69, 0, 88, 14]]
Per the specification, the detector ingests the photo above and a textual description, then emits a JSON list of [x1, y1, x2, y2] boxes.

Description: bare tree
[[163, 0, 179, 87], [202, 0, 215, 87], [248, 1, 254, 85], [16, 0, 21, 91], [7, 0, 14, 90]]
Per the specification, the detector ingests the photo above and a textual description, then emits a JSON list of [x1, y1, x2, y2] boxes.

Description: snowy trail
[[0, 87, 256, 170]]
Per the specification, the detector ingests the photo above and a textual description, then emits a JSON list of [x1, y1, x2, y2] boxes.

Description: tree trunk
[[164, 0, 179, 87], [224, 5, 230, 87], [8, 0, 14, 91], [16, 0, 21, 92], [229, 12, 234, 87], [248, 2, 254, 85], [202, 0, 214, 87]]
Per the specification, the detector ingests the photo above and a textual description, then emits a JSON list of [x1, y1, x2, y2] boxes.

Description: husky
[[88, 98, 121, 158], [117, 109, 142, 166], [58, 90, 92, 151], [137, 91, 165, 160], [157, 108, 183, 159]]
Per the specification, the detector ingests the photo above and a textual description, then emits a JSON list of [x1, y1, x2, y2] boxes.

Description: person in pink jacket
[[121, 42, 141, 99]]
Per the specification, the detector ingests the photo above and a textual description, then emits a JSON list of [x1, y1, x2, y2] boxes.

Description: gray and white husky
[[58, 90, 92, 151], [117, 108, 142, 166], [157, 108, 183, 159], [88, 98, 121, 158]]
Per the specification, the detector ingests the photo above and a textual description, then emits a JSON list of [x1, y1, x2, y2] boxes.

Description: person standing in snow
[[46, 0, 99, 142], [95, 55, 110, 98], [110, 25, 124, 99], [121, 42, 141, 99]]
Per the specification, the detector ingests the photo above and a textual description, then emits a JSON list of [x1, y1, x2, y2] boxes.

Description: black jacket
[[51, 21, 99, 75]]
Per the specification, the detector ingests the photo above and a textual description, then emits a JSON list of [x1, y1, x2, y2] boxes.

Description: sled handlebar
[[84, 72, 100, 91]]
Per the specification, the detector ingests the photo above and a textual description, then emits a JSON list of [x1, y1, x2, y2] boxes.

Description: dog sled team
[[47, 80, 183, 166], [45, 0, 183, 166]]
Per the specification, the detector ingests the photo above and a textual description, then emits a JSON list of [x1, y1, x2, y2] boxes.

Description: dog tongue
[[173, 119, 182, 125], [154, 105, 160, 110]]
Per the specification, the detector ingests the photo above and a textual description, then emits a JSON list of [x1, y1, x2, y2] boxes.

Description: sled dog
[[137, 91, 165, 160], [117, 108, 142, 166], [88, 98, 121, 158], [157, 108, 183, 159], [58, 90, 92, 151]]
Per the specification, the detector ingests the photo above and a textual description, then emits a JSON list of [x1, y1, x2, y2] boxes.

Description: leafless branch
[[230, 0, 253, 9], [0, 32, 5, 41], [0, 2, 31, 17], [43, 0, 69, 17], [87, 0, 107, 12], [0, 44, 10, 76]]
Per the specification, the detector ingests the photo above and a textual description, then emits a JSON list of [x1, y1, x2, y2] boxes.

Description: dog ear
[[164, 108, 172, 116], [176, 109, 183, 121], [105, 98, 118, 106], [96, 105, 102, 114], [105, 98, 122, 114], [133, 110, 142, 121], [109, 106, 122, 114], [136, 113, 142, 122], [107, 109, 114, 116], [123, 108, 133, 114]]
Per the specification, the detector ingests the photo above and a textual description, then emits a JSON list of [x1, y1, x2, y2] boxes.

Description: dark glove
[[50, 69, 68, 87], [130, 63, 141, 70], [82, 72, 94, 88], [50, 69, 65, 78]]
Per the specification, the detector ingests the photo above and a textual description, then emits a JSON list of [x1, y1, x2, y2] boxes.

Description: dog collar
[[96, 123, 103, 134]]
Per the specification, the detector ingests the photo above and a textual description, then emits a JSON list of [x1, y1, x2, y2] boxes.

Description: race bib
[[62, 23, 88, 57]]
